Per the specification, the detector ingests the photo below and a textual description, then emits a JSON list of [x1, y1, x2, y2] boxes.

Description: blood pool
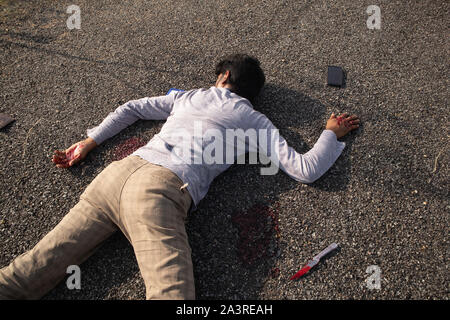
[[231, 203, 280, 266], [112, 137, 146, 161]]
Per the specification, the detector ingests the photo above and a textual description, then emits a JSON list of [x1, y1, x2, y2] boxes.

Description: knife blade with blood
[[290, 243, 339, 280]]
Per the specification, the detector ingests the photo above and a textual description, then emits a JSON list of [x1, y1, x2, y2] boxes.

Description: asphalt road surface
[[0, 0, 448, 299]]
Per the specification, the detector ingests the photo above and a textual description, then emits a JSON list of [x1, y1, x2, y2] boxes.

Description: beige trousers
[[0, 155, 194, 300]]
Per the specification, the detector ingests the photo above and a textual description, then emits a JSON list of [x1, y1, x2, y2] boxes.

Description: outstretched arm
[[86, 94, 177, 145], [52, 93, 179, 168], [253, 111, 359, 183]]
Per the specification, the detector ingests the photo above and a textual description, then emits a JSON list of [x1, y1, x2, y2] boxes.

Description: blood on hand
[[52, 144, 84, 168], [336, 115, 352, 128]]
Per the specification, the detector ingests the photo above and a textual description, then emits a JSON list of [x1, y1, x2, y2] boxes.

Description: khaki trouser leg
[[0, 197, 117, 299], [0, 156, 194, 300], [120, 162, 194, 300], [0, 156, 146, 300]]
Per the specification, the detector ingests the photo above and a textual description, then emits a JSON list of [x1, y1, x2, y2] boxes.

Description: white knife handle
[[313, 243, 339, 261]]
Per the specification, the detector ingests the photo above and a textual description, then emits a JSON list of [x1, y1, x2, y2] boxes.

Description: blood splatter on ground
[[231, 203, 281, 267], [112, 137, 147, 161]]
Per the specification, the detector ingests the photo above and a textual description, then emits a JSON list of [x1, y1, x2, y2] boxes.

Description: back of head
[[215, 54, 265, 104]]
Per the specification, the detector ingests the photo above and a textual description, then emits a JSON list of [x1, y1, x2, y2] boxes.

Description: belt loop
[[180, 183, 188, 191]]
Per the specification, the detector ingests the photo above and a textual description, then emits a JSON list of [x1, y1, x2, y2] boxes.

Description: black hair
[[215, 54, 265, 104]]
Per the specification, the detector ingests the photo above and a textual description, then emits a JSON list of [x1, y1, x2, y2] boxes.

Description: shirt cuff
[[321, 129, 346, 154], [86, 127, 105, 145]]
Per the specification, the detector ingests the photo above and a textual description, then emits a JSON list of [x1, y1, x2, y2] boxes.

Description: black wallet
[[327, 66, 346, 87]]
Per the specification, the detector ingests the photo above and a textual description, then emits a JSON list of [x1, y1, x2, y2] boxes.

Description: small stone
[[0, 113, 15, 129]]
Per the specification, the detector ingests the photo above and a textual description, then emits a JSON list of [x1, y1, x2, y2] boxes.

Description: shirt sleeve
[[249, 110, 346, 183], [86, 94, 176, 145]]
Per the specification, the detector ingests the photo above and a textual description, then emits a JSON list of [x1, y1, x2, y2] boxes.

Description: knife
[[290, 243, 339, 280]]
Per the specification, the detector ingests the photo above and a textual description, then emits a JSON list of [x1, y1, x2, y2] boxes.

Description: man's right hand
[[326, 113, 360, 139], [52, 137, 97, 168]]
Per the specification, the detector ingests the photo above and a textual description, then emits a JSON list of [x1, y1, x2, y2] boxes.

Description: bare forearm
[[83, 137, 98, 151]]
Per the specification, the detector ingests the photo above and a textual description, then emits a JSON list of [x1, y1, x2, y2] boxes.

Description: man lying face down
[[0, 53, 359, 300]]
